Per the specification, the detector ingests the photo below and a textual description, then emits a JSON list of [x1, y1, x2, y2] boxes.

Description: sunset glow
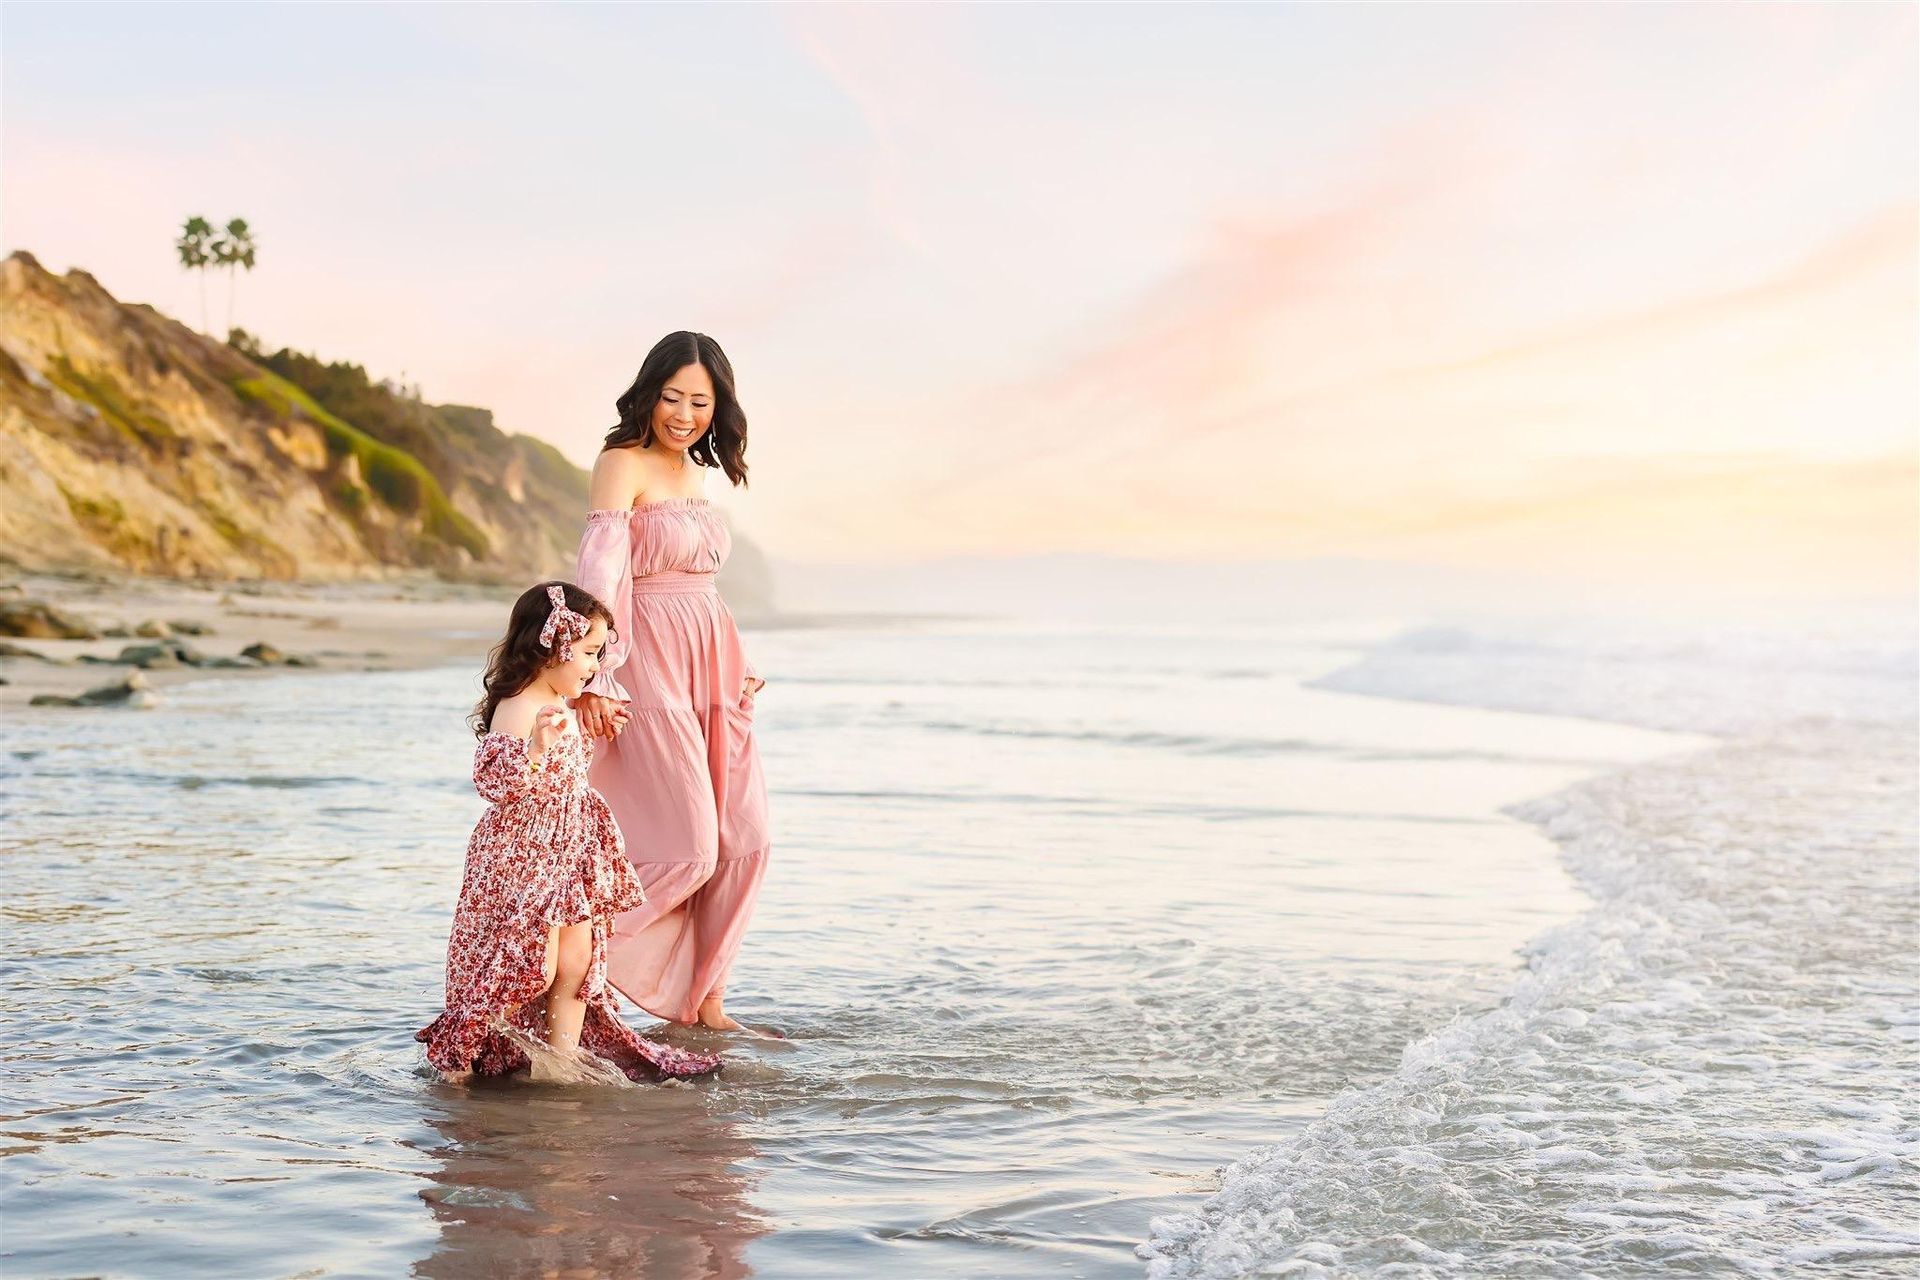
[[4, 3, 1912, 586]]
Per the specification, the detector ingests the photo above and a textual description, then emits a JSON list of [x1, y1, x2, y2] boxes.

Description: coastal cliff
[[0, 250, 771, 608]]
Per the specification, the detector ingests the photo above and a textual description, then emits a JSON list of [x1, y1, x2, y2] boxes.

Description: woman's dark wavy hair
[[469, 580, 617, 737], [603, 330, 750, 487]]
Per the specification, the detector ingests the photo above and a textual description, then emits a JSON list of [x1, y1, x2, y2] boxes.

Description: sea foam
[[1142, 614, 1919, 1277]]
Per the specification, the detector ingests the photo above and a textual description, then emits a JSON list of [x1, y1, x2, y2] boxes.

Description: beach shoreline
[[0, 572, 519, 716], [0, 571, 975, 717]]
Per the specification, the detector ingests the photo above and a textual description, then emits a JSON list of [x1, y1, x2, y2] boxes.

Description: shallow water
[[2, 617, 1715, 1277], [1147, 616, 1920, 1278]]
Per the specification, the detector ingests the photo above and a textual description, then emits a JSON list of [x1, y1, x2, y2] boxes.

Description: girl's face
[[545, 617, 608, 699], [650, 362, 715, 454]]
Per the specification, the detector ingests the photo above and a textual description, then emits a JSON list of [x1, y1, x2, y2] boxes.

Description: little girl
[[416, 581, 722, 1084]]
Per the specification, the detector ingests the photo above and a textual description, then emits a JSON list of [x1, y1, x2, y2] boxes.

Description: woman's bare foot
[[695, 996, 746, 1031], [696, 996, 784, 1038]]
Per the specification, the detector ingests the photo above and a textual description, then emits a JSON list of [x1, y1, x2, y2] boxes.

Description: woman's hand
[[528, 705, 569, 762], [572, 692, 631, 739]]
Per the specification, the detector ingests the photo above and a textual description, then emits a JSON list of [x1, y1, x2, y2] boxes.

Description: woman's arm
[[574, 450, 643, 737]]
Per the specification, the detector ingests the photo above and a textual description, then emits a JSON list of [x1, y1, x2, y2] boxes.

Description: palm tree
[[175, 215, 216, 332], [211, 217, 259, 339]]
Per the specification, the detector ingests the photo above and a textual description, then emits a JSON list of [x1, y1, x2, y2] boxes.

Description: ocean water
[[1144, 612, 1920, 1278], [1, 609, 1909, 1277]]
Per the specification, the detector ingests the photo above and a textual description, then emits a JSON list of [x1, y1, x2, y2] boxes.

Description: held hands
[[528, 705, 570, 764], [572, 693, 632, 740]]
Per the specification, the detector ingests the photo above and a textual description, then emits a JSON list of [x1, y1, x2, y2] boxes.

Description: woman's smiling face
[[652, 362, 715, 452]]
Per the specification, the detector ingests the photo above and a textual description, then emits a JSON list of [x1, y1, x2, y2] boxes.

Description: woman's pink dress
[[416, 726, 723, 1081], [574, 497, 771, 1024]]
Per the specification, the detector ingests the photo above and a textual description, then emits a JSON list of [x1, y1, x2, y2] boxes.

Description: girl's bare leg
[[546, 920, 592, 1055], [540, 925, 560, 997]]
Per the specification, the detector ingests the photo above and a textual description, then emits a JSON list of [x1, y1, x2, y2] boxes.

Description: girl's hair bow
[[538, 584, 592, 662]]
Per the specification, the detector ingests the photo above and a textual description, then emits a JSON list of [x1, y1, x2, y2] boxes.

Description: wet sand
[[0, 572, 949, 716], [0, 572, 515, 714]]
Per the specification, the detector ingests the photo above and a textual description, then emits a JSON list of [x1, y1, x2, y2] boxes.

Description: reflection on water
[[415, 1081, 765, 1279], [0, 619, 1695, 1277]]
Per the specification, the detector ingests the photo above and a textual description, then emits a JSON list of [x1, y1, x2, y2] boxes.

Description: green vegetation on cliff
[[231, 331, 586, 568], [229, 368, 489, 559], [45, 357, 177, 450], [0, 250, 642, 586]]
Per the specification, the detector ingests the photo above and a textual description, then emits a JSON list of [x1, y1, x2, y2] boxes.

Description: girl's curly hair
[[469, 580, 617, 737]]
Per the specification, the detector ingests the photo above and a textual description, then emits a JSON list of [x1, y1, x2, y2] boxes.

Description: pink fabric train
[[574, 497, 771, 1024]]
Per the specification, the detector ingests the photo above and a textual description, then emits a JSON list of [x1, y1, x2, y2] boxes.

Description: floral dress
[[416, 723, 723, 1081]]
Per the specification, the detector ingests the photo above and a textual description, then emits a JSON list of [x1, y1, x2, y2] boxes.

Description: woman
[[571, 331, 773, 1034]]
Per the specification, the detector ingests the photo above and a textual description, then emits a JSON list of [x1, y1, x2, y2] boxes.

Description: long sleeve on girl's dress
[[575, 510, 635, 703], [472, 734, 557, 805]]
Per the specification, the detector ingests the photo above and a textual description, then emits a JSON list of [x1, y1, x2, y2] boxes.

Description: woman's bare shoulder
[[589, 446, 647, 510]]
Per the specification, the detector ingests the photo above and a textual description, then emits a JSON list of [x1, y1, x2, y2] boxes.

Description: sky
[[3, 2, 1915, 599]]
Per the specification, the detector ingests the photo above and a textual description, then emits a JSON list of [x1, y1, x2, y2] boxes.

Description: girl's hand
[[528, 705, 568, 762], [573, 693, 631, 739]]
